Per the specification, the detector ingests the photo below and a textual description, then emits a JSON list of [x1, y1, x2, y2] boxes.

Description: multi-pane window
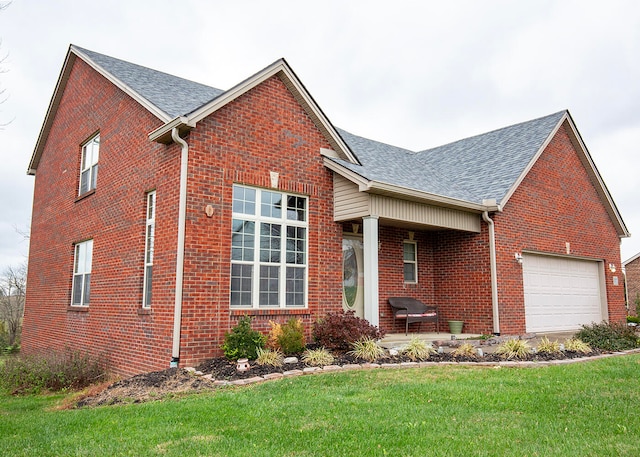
[[72, 240, 93, 306], [403, 241, 417, 283], [142, 191, 156, 308], [231, 184, 308, 308], [79, 134, 100, 195]]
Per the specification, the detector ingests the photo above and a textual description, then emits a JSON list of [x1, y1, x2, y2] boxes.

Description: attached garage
[[523, 253, 606, 332]]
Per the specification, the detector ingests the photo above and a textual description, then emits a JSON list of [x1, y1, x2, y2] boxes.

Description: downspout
[[170, 127, 189, 367], [482, 211, 500, 335]]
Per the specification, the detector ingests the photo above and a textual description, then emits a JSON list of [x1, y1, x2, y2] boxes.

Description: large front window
[[72, 239, 93, 306], [231, 185, 307, 308]]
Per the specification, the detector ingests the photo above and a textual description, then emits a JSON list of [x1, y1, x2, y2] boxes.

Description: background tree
[[0, 262, 26, 347]]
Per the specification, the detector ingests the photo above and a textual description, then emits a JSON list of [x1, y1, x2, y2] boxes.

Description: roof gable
[[73, 46, 224, 119]]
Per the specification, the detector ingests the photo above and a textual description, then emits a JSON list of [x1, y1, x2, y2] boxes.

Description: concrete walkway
[[380, 331, 579, 353]]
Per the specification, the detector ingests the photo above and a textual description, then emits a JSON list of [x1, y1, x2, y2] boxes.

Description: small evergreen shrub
[[266, 321, 283, 350], [255, 348, 284, 367], [302, 348, 335, 366], [401, 337, 435, 361], [564, 338, 592, 354], [496, 339, 532, 360], [312, 311, 385, 351], [575, 321, 640, 351], [452, 343, 477, 358], [536, 337, 562, 354], [221, 315, 266, 361], [0, 349, 107, 394], [348, 337, 386, 362], [277, 318, 306, 354], [626, 315, 640, 324]]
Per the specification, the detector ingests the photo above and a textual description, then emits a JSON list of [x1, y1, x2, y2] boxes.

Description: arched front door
[[342, 236, 364, 318]]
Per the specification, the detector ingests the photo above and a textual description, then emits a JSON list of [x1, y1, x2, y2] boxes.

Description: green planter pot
[[448, 320, 464, 334]]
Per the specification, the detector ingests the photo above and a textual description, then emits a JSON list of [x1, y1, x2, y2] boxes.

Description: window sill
[[137, 308, 153, 316], [75, 189, 96, 202], [230, 308, 310, 317], [67, 305, 89, 313]]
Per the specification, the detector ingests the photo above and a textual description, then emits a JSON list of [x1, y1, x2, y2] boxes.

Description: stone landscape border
[[184, 348, 640, 387]]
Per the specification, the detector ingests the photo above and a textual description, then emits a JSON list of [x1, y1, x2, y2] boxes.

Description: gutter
[[482, 211, 500, 335], [170, 127, 189, 367]]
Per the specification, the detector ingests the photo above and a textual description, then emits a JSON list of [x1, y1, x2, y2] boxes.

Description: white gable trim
[[148, 59, 359, 164], [324, 157, 497, 213], [500, 111, 629, 238]]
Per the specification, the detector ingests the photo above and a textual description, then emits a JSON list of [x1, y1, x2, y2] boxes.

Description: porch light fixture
[[514, 253, 523, 265], [609, 263, 616, 273]]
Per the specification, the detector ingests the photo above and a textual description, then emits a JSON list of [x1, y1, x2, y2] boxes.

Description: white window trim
[[71, 239, 93, 307], [403, 240, 418, 284], [142, 191, 156, 308], [231, 184, 309, 309], [79, 133, 100, 195]]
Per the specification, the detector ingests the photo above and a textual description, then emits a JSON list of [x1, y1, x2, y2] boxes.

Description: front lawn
[[1, 354, 639, 456]]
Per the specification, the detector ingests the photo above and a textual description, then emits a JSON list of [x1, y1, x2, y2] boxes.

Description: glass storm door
[[342, 236, 364, 318]]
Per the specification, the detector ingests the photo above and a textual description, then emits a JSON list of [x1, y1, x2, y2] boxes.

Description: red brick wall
[[377, 227, 437, 333], [168, 75, 343, 367], [493, 121, 626, 333], [24, 66, 345, 376], [22, 57, 183, 376], [625, 257, 640, 315]]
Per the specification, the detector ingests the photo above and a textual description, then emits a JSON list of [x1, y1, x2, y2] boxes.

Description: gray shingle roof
[[74, 46, 565, 207], [333, 111, 566, 205], [74, 46, 224, 118]]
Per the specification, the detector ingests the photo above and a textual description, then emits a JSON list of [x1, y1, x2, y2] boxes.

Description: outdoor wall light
[[609, 263, 616, 273], [515, 253, 523, 264]]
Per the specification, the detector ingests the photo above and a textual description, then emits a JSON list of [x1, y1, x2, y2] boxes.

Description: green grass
[[1, 355, 639, 456]]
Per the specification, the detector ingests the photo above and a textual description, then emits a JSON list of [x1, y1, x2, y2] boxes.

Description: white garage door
[[523, 254, 604, 333]]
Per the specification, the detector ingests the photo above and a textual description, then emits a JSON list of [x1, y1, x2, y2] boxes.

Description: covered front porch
[[333, 174, 501, 336]]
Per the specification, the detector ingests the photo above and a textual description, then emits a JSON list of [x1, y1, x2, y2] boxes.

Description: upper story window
[[79, 134, 100, 195], [403, 241, 417, 283], [72, 239, 93, 306], [230, 184, 308, 309], [142, 191, 156, 308]]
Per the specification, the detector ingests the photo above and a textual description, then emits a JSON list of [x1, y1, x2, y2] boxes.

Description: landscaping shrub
[[564, 338, 592, 354], [496, 339, 532, 360], [452, 343, 477, 358], [266, 321, 283, 350], [575, 321, 640, 351], [277, 318, 306, 354], [0, 349, 107, 394], [348, 337, 386, 362], [221, 316, 266, 361], [302, 348, 335, 366], [401, 336, 436, 361], [312, 311, 385, 351], [255, 348, 284, 367], [627, 315, 640, 324], [536, 337, 562, 354]]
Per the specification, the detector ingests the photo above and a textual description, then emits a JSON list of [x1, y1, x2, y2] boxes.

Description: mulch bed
[[75, 348, 602, 408]]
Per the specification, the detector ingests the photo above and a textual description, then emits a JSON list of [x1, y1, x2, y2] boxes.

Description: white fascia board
[[71, 46, 172, 123], [27, 48, 76, 175], [148, 116, 196, 142], [323, 158, 496, 213], [563, 115, 630, 238], [623, 251, 640, 266], [499, 112, 567, 208]]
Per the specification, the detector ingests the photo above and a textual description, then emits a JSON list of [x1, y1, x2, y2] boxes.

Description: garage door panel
[[523, 254, 603, 333]]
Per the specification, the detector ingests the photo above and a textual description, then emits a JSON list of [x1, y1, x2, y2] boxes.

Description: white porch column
[[362, 215, 380, 326]]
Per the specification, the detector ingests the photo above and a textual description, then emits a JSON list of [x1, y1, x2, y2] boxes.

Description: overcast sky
[[1, 0, 639, 271]]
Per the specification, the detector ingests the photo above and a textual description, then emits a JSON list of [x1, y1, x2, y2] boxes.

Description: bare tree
[[0, 262, 26, 346]]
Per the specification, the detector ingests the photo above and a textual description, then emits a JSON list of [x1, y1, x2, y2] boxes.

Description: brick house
[[623, 253, 640, 314], [22, 45, 629, 376]]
